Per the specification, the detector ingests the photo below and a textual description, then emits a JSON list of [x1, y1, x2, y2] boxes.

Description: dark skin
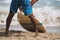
[[5, 0, 39, 37]]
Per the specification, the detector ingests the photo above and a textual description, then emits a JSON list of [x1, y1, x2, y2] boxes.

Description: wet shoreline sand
[[0, 29, 60, 40], [0, 25, 60, 40]]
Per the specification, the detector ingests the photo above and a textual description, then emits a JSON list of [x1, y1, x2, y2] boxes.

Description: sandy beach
[[0, 0, 60, 40], [0, 12, 60, 40], [0, 28, 60, 40]]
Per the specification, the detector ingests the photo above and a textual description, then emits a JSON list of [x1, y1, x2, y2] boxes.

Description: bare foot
[[34, 31, 39, 37], [5, 32, 9, 37]]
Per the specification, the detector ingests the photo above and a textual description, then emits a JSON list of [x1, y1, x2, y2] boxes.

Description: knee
[[7, 13, 15, 20], [28, 14, 35, 18]]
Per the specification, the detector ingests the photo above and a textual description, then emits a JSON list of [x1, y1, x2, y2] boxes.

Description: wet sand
[[0, 28, 60, 40]]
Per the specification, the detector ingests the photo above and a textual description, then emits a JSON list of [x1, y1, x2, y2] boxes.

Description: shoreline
[[0, 24, 60, 33]]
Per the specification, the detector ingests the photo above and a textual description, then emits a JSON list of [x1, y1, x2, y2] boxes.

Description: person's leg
[[5, 12, 15, 35], [5, 0, 19, 35], [28, 14, 39, 36]]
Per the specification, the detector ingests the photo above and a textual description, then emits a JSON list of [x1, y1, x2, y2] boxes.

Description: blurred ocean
[[0, 0, 60, 33]]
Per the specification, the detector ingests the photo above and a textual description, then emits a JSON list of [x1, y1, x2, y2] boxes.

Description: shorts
[[10, 0, 33, 16]]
